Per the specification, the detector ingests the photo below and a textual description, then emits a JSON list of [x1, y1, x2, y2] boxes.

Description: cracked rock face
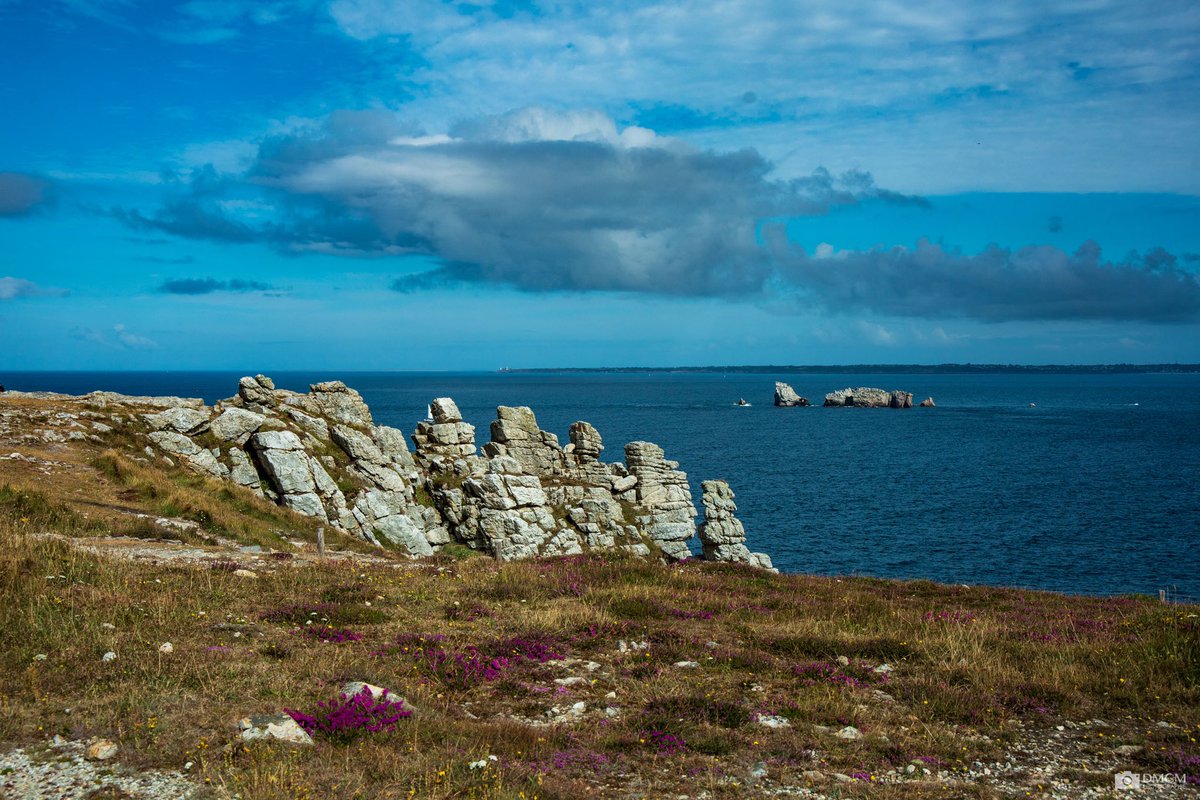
[[144, 407, 210, 434], [126, 376, 772, 568], [210, 407, 265, 443], [624, 441, 697, 561], [488, 406, 565, 475]]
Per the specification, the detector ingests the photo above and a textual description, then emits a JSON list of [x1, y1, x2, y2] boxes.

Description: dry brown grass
[[1, 394, 1197, 798]]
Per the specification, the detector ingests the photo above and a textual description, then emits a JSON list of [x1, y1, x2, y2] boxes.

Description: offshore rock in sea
[[773, 382, 809, 407], [823, 387, 913, 408], [920, 397, 936, 407], [698, 480, 776, 571]]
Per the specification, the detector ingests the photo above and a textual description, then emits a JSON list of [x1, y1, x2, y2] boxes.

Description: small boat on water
[[736, 398, 751, 407]]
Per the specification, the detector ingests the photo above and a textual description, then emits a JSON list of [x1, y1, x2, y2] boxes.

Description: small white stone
[[101, 622, 116, 630], [673, 660, 700, 669], [835, 726, 862, 740], [33, 654, 47, 661], [86, 739, 119, 761], [101, 651, 117, 663], [158, 642, 173, 654]]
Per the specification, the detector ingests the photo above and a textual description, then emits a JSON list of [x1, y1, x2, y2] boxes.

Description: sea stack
[[773, 382, 809, 407], [823, 388, 914, 408]]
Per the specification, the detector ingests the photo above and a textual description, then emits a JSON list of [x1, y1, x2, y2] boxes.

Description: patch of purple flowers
[[285, 687, 412, 743], [793, 660, 877, 689], [639, 730, 687, 755], [302, 625, 362, 644]]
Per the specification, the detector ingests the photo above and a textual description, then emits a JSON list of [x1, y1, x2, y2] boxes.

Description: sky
[[1, 0, 1199, 370]]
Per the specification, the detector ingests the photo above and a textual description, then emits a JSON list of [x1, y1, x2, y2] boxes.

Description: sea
[[4, 370, 1198, 599]]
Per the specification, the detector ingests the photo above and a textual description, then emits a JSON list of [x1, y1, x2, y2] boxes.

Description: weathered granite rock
[[489, 406, 565, 475], [238, 375, 276, 407], [147, 431, 228, 478], [144, 407, 210, 434], [698, 480, 775, 570], [210, 407, 265, 443], [282, 406, 329, 440], [430, 397, 462, 424], [309, 381, 373, 428], [87, 391, 204, 410], [625, 441, 696, 561], [412, 400, 476, 461], [239, 713, 312, 746], [920, 397, 936, 407], [371, 425, 416, 470], [116, 378, 772, 567], [823, 387, 913, 408], [248, 430, 345, 522], [568, 421, 604, 462], [774, 382, 809, 407], [228, 447, 262, 492]]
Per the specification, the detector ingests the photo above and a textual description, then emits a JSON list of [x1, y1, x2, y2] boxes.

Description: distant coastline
[[499, 363, 1200, 375]]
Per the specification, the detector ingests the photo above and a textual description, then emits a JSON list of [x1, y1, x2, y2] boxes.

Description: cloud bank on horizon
[[1, 0, 1199, 367]]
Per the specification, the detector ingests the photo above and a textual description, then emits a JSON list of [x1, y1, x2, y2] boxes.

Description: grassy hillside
[[0, 394, 1196, 799]]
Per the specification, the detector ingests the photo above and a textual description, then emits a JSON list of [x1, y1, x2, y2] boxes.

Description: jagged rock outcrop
[[238, 374, 277, 408], [624, 441, 697, 561], [823, 388, 914, 408], [773, 382, 809, 407], [248, 430, 347, 522], [412, 397, 476, 463], [126, 375, 773, 568], [485, 406, 565, 475], [698, 480, 775, 571], [920, 397, 936, 407]]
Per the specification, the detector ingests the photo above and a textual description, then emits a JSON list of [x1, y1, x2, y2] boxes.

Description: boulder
[[430, 397, 462, 423], [238, 375, 276, 407], [238, 713, 312, 746], [210, 407, 265, 442], [773, 382, 809, 407], [309, 381, 373, 428], [920, 397, 936, 408], [147, 431, 227, 478], [144, 407, 210, 434]]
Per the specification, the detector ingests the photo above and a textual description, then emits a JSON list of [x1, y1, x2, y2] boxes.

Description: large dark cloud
[[0, 172, 51, 217], [776, 240, 1200, 322], [111, 108, 1200, 323], [158, 277, 275, 295]]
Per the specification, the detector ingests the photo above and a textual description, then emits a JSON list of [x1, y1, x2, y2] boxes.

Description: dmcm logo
[[1115, 771, 1141, 790]]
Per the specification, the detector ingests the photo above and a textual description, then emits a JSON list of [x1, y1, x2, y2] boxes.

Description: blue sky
[[2, 0, 1199, 369]]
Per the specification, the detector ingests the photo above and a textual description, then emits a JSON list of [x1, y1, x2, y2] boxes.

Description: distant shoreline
[[498, 363, 1200, 375]]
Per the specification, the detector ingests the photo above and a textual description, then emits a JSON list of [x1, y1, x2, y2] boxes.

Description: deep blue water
[[4, 370, 1198, 598]]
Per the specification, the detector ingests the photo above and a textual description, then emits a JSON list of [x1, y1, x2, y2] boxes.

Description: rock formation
[[823, 388, 914, 408], [773, 382, 809, 407], [920, 397, 936, 407], [116, 376, 771, 569], [698, 480, 776, 572]]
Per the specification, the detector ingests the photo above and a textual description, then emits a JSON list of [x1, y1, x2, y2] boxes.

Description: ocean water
[[4, 370, 1198, 598]]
